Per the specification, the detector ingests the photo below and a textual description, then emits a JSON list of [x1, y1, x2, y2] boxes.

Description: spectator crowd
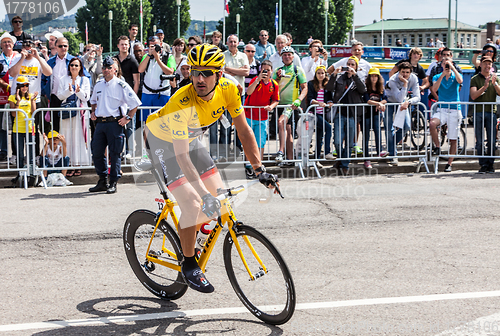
[[0, 14, 499, 188]]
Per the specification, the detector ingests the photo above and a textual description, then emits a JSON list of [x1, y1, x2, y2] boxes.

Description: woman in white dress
[[57, 57, 91, 176]]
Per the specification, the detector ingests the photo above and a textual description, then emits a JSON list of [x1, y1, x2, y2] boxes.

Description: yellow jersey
[[146, 77, 243, 143]]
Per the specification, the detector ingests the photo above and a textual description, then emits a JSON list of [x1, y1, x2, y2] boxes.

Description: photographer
[[301, 39, 328, 82], [171, 59, 190, 95], [138, 36, 176, 123], [472, 43, 498, 74]]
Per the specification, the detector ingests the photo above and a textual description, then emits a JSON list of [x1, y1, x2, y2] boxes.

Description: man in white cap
[[44, 30, 64, 60], [0, 32, 17, 161]]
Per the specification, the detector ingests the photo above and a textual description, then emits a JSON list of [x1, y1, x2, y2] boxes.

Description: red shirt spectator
[[244, 76, 279, 121]]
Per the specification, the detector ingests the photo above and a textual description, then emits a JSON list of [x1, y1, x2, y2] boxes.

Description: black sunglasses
[[58, 45, 68, 48], [13, 20, 22, 23], [69, 64, 80, 67], [244, 50, 255, 53], [190, 69, 218, 77], [188, 43, 197, 47]]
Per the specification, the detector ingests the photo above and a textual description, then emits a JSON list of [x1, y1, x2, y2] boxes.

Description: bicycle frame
[[143, 190, 267, 281]]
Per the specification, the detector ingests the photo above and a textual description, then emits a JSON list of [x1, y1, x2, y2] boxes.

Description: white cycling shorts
[[432, 108, 461, 140]]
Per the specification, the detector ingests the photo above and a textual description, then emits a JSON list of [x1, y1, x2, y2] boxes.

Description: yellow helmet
[[188, 44, 225, 69], [16, 76, 29, 85]]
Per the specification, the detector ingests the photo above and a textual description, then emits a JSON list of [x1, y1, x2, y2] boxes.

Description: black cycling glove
[[201, 193, 221, 218], [259, 172, 278, 188]]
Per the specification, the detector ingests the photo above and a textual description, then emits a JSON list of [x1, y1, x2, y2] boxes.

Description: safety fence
[[2, 102, 500, 188]]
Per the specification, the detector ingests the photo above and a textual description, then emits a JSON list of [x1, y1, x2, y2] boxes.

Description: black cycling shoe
[[181, 266, 214, 293]]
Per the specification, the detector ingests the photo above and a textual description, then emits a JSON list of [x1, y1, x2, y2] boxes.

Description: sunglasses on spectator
[[245, 50, 255, 53], [190, 68, 218, 77], [260, 34, 268, 37], [19, 84, 29, 87], [58, 45, 68, 48], [69, 64, 80, 67], [13, 20, 22, 23], [483, 50, 494, 53], [188, 43, 197, 47]]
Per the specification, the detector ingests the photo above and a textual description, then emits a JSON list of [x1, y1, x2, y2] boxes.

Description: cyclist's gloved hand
[[292, 99, 301, 107], [259, 172, 278, 188], [201, 193, 221, 218]]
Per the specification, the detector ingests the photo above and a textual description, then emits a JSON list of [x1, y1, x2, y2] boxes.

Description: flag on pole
[[225, 0, 230, 15], [359, 0, 362, 3], [203, 17, 206, 41], [85, 22, 88, 44], [380, 0, 383, 19], [275, 3, 278, 29]]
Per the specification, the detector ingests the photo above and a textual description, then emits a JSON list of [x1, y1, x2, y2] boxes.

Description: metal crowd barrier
[[298, 102, 430, 177], [0, 108, 32, 188], [428, 101, 500, 174]]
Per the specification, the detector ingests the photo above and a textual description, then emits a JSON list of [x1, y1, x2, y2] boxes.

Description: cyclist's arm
[[232, 113, 262, 170], [172, 138, 211, 197]]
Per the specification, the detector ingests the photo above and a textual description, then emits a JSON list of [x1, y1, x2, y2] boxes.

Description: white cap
[[179, 58, 189, 68], [0, 32, 16, 44], [44, 30, 64, 41]]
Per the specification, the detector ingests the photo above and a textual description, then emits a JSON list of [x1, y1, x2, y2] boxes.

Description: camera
[[473, 50, 481, 54], [445, 64, 450, 70], [154, 45, 162, 53], [160, 73, 180, 81], [262, 69, 268, 74], [341, 66, 349, 71], [318, 47, 324, 53]]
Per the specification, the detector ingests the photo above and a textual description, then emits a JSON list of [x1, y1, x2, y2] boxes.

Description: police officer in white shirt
[[89, 56, 142, 194]]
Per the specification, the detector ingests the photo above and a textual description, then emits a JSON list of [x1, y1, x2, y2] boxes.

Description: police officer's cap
[[103, 56, 115, 68]]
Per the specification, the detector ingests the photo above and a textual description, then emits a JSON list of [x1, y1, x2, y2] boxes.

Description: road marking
[[2, 290, 500, 332]]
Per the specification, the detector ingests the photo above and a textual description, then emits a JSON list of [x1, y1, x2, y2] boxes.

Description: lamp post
[[236, 14, 240, 39], [109, 10, 113, 53], [324, 0, 329, 45], [177, 0, 181, 38]]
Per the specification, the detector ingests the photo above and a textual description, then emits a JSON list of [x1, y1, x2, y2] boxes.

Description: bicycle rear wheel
[[124, 210, 187, 300], [223, 225, 295, 325], [410, 110, 426, 151]]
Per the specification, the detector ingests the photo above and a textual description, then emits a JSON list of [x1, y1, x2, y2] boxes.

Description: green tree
[[150, 0, 191, 44], [75, 0, 155, 52], [63, 32, 83, 56], [216, 0, 352, 45]]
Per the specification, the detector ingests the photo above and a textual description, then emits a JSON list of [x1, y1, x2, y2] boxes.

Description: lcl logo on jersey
[[179, 96, 190, 105], [211, 106, 226, 118], [220, 81, 230, 90]]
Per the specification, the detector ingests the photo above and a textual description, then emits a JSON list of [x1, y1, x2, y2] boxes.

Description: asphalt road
[[1, 171, 500, 336]]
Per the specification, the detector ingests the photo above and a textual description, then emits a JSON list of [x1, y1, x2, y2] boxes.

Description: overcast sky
[[187, 0, 498, 27]]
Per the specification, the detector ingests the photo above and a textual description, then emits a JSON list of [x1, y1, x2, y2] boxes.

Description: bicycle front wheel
[[223, 225, 295, 325], [124, 210, 188, 300]]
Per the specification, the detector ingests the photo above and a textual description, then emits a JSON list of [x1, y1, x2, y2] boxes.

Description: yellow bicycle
[[123, 162, 295, 325]]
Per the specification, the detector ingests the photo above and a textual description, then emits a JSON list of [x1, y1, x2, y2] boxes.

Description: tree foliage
[[63, 32, 83, 56], [75, 0, 154, 51], [216, 0, 352, 45], [150, 0, 191, 43]]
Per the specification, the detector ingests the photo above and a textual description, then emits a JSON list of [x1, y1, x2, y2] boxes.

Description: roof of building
[[356, 18, 482, 32]]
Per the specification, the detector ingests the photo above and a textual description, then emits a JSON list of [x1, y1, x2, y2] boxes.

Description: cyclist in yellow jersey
[[145, 44, 279, 293]]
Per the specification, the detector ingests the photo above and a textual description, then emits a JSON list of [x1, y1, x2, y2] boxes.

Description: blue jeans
[[385, 104, 410, 156], [315, 113, 332, 158], [362, 111, 382, 156], [43, 156, 70, 174], [474, 111, 497, 168], [333, 113, 355, 169]]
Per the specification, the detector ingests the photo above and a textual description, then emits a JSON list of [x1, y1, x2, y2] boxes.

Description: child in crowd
[[8, 76, 37, 170], [41, 130, 70, 177], [363, 67, 388, 169]]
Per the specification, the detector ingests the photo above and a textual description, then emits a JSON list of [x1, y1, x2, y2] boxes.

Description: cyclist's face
[[192, 66, 219, 97]]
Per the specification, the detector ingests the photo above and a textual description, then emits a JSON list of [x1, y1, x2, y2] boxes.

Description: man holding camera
[[138, 36, 176, 124], [301, 39, 328, 82]]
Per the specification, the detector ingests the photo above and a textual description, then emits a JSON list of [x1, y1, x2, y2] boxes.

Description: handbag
[[60, 77, 83, 120]]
